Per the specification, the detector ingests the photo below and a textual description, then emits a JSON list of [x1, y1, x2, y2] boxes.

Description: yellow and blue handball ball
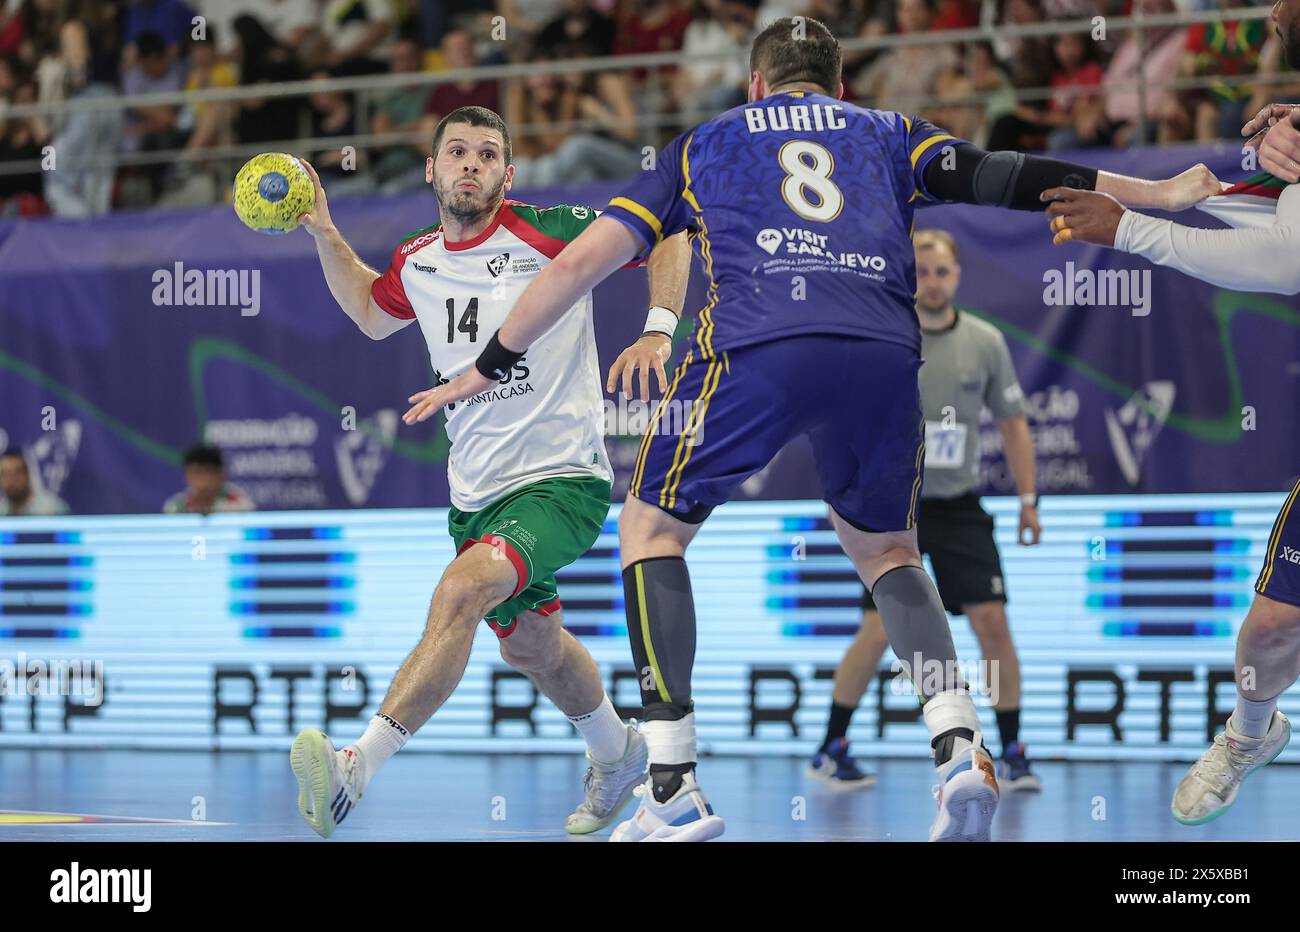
[[232, 152, 314, 234]]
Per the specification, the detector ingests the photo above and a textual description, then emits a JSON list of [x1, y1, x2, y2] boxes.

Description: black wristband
[[475, 330, 526, 381]]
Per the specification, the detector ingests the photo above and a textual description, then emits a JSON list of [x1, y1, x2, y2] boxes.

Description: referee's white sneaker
[[290, 727, 365, 839], [610, 770, 725, 842], [929, 736, 1000, 842], [566, 724, 649, 834], [1172, 710, 1290, 825]]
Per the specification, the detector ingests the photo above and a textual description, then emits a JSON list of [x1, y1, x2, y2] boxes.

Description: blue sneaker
[[807, 737, 876, 790], [997, 741, 1041, 792]]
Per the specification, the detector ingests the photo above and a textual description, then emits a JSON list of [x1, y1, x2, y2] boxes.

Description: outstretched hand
[[403, 369, 494, 425]]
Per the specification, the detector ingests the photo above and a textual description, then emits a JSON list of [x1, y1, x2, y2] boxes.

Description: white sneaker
[[929, 736, 1000, 842], [610, 770, 726, 842], [290, 727, 365, 839], [566, 724, 649, 835], [1172, 710, 1290, 826]]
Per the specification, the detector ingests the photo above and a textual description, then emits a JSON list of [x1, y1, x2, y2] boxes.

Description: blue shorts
[[628, 335, 925, 532], [1256, 477, 1300, 608]]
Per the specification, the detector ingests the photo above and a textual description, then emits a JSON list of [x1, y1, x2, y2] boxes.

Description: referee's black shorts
[[861, 492, 1007, 616]]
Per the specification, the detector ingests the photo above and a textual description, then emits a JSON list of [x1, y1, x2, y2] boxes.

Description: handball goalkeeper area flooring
[[3, 750, 1299, 841]]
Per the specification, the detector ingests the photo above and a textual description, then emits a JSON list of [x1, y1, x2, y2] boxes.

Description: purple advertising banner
[[0, 143, 1296, 514]]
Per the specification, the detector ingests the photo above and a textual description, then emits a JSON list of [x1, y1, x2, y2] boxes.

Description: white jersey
[[371, 200, 615, 512]]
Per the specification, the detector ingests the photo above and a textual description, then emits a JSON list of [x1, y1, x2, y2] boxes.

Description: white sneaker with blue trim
[[928, 734, 999, 842], [610, 770, 725, 842]]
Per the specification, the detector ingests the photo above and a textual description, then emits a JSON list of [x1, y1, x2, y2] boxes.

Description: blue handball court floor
[[3, 750, 1299, 841]]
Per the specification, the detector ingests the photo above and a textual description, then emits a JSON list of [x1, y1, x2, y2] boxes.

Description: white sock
[[922, 689, 982, 765], [1230, 694, 1277, 740], [642, 712, 697, 767], [567, 695, 628, 764], [349, 713, 410, 793]]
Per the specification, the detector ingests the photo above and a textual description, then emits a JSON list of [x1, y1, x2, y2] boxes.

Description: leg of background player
[[965, 600, 1038, 791], [610, 494, 725, 842], [1173, 594, 1300, 824], [289, 543, 515, 838], [808, 609, 889, 789], [829, 511, 999, 841], [499, 608, 649, 834]]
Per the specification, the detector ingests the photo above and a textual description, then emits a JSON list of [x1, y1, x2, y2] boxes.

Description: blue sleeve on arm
[[602, 133, 696, 260]]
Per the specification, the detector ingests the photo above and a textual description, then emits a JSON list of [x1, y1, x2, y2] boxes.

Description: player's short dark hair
[[432, 106, 513, 166], [749, 16, 841, 95], [183, 444, 224, 470]]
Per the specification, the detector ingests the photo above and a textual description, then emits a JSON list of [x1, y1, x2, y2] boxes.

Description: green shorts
[[447, 475, 612, 636]]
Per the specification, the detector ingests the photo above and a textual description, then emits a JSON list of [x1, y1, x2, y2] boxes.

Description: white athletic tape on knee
[[642, 712, 697, 766], [922, 689, 981, 739]]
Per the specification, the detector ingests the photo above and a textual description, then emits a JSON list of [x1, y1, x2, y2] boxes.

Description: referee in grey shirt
[[808, 229, 1043, 793]]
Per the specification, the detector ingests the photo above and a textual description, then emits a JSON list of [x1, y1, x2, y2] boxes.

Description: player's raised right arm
[[297, 158, 412, 341]]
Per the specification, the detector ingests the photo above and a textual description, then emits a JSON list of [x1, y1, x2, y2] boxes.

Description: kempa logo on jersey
[[412, 262, 437, 274], [1281, 546, 1300, 566], [487, 253, 510, 277], [755, 228, 887, 271], [401, 231, 439, 254]]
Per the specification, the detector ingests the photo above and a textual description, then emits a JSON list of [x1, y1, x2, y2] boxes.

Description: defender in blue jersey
[[405, 17, 1220, 842]]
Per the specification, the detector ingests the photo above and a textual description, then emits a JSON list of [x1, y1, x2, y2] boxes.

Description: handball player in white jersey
[[288, 105, 692, 838], [1043, 0, 1300, 819]]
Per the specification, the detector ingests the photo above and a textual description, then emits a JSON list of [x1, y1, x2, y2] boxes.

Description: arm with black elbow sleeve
[[920, 143, 1217, 212], [921, 143, 1098, 211]]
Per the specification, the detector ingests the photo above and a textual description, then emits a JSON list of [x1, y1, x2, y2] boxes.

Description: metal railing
[[0, 5, 1282, 198]]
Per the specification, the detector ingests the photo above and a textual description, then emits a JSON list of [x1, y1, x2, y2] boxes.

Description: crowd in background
[[0, 0, 1295, 219]]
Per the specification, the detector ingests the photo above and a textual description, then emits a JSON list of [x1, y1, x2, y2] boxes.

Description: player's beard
[[435, 173, 507, 226]]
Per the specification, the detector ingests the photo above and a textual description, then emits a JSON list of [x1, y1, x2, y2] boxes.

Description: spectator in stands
[[1044, 31, 1108, 150], [232, 13, 303, 146], [613, 0, 690, 56], [306, 67, 371, 194], [495, 0, 568, 43], [425, 28, 500, 121], [163, 444, 254, 516], [852, 0, 959, 116], [314, 0, 394, 76], [930, 0, 978, 30], [534, 0, 615, 58], [0, 451, 69, 516], [0, 78, 50, 215], [179, 31, 234, 156], [149, 29, 236, 207], [196, 0, 316, 64], [0, 0, 25, 60], [120, 28, 184, 203], [1162, 0, 1268, 142], [1099, 0, 1186, 147], [373, 36, 435, 191], [613, 0, 691, 104], [39, 18, 123, 216], [122, 0, 195, 66], [990, 0, 1054, 92], [987, 29, 1104, 150], [506, 43, 642, 187], [966, 40, 1018, 148], [671, 0, 754, 122]]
